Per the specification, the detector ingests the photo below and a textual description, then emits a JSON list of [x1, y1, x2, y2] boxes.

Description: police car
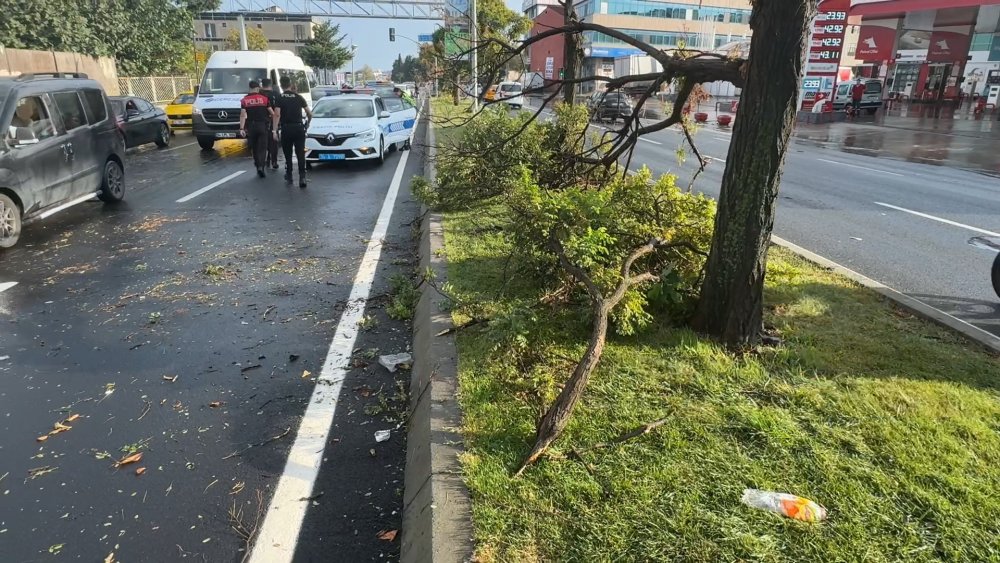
[[305, 93, 417, 165]]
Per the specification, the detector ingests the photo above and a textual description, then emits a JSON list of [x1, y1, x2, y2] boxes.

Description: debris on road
[[378, 353, 412, 373], [209, 401, 222, 408], [27, 466, 57, 480], [741, 489, 827, 522], [0, 355, 9, 361], [115, 452, 143, 468], [302, 370, 312, 379], [222, 427, 292, 460], [163, 375, 179, 383], [377, 529, 398, 542], [375, 430, 391, 443], [289, 354, 300, 362], [135, 467, 146, 476]]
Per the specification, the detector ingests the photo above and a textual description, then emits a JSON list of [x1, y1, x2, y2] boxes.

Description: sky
[[222, 0, 522, 71]]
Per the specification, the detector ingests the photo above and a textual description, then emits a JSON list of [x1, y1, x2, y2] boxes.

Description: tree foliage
[[0, 0, 199, 75], [391, 54, 422, 83], [298, 21, 351, 71], [223, 28, 269, 52]]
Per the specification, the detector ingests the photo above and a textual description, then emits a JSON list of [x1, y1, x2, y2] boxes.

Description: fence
[[117, 76, 197, 104]]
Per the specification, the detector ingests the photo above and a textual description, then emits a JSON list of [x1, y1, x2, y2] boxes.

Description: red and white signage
[[807, 0, 850, 76], [856, 18, 899, 62]]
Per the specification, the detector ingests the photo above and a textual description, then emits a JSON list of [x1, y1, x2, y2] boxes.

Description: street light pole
[[351, 44, 358, 86], [470, 0, 478, 111], [238, 13, 249, 50]]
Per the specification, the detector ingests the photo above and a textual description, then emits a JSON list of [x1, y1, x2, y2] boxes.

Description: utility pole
[[470, 0, 478, 111], [238, 13, 249, 50], [562, 0, 576, 104]]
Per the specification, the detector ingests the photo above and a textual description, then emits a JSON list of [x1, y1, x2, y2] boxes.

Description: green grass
[[444, 205, 1000, 562]]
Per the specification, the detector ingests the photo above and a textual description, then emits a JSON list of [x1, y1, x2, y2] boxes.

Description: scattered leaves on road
[[27, 466, 57, 480], [377, 529, 398, 542], [115, 452, 143, 468], [301, 370, 312, 379], [135, 467, 146, 476], [48, 543, 65, 554], [209, 401, 222, 408]]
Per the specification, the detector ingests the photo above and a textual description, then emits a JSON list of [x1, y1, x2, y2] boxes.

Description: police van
[[192, 50, 311, 150]]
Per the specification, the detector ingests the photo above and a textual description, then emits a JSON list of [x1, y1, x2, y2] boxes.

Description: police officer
[[260, 78, 279, 170], [239, 80, 273, 178], [272, 75, 313, 188]]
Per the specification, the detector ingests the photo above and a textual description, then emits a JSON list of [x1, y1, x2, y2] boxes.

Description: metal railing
[[117, 76, 198, 104]]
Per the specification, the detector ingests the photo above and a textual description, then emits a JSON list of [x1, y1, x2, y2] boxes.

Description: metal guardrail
[[224, 0, 445, 19], [117, 77, 198, 104]]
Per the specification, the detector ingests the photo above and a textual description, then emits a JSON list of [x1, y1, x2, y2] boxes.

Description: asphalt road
[[531, 101, 1000, 338], [0, 123, 425, 561]]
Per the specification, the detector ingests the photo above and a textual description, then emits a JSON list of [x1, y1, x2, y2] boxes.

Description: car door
[[6, 94, 75, 209], [121, 99, 142, 147], [50, 90, 99, 199], [375, 98, 392, 144], [136, 98, 158, 144]]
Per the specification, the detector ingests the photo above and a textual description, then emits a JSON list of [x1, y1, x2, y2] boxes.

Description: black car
[[590, 92, 635, 123], [109, 96, 170, 149], [0, 72, 126, 248]]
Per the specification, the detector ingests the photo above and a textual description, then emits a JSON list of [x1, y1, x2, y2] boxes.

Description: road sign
[[418, 34, 433, 42], [195, 52, 207, 63]]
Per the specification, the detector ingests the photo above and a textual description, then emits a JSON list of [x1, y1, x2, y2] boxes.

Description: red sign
[[927, 28, 972, 63], [807, 0, 850, 76], [856, 19, 899, 62]]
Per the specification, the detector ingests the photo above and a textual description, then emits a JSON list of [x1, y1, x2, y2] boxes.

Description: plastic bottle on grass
[[741, 489, 827, 522]]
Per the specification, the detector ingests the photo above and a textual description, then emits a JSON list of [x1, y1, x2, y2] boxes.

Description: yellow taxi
[[164, 91, 196, 132], [484, 85, 498, 101]]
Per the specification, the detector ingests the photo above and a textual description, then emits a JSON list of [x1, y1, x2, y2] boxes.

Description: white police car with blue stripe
[[304, 94, 416, 166]]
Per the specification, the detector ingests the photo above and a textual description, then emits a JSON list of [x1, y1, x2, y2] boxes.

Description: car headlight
[[358, 128, 377, 141], [192, 107, 201, 115]]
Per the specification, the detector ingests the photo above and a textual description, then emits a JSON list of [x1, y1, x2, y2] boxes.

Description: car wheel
[[155, 124, 170, 148], [376, 136, 385, 166], [992, 254, 1000, 300], [98, 159, 125, 203], [197, 137, 215, 150], [0, 193, 21, 249]]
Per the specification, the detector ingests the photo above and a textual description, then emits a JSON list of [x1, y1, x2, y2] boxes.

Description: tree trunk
[[561, 0, 577, 104], [691, 0, 814, 347], [518, 302, 609, 473]]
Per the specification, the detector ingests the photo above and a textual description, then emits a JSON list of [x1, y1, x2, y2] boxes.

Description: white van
[[832, 79, 883, 114], [193, 50, 311, 150], [496, 81, 524, 109]]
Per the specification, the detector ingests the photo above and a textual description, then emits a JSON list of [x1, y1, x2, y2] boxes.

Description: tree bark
[[561, 0, 577, 104], [518, 302, 609, 473], [691, 0, 814, 347]]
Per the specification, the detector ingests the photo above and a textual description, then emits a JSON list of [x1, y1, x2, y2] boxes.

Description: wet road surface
[[0, 123, 425, 561], [531, 100, 1000, 339]]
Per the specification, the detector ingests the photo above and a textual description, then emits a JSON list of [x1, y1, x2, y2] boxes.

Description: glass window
[[200, 68, 267, 94], [205, 23, 217, 39], [312, 98, 375, 118], [382, 97, 405, 112], [172, 93, 196, 105], [137, 99, 154, 113], [294, 24, 306, 40], [971, 33, 993, 51], [7, 95, 57, 144], [81, 89, 108, 124], [52, 92, 87, 131]]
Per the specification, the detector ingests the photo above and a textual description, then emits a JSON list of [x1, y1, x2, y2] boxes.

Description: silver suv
[[0, 72, 125, 248]]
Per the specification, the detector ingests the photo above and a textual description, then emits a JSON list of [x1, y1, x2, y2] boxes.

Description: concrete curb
[[772, 235, 1000, 355], [401, 103, 475, 563]]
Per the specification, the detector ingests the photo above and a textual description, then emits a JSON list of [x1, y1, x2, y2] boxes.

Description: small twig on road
[[137, 400, 152, 421], [262, 305, 275, 321], [222, 427, 292, 460], [229, 489, 265, 563]]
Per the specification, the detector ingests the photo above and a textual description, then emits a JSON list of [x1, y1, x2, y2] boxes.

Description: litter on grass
[[741, 489, 827, 522]]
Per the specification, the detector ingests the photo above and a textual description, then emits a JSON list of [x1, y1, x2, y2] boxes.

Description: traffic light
[[389, 28, 396, 42], [559, 68, 565, 79]]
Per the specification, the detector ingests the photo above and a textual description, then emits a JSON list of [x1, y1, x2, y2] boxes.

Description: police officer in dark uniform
[[260, 78, 279, 170], [239, 80, 273, 178], [272, 75, 313, 188]]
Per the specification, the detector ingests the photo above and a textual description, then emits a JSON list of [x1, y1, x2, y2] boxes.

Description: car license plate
[[173, 120, 189, 125], [216, 132, 237, 138], [319, 154, 346, 161]]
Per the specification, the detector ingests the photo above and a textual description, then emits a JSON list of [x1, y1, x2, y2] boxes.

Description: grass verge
[[443, 200, 1000, 562]]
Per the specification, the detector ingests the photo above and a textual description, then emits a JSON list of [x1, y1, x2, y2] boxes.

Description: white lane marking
[[639, 137, 662, 145], [248, 121, 417, 563], [38, 192, 99, 220], [175, 171, 246, 203], [0, 282, 17, 294], [706, 156, 727, 164], [874, 202, 1000, 237], [163, 141, 197, 152], [816, 158, 905, 177]]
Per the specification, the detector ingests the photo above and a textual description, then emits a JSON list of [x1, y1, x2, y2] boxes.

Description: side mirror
[[379, 110, 391, 119]]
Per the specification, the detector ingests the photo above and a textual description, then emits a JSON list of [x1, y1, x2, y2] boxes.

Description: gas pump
[[986, 70, 1000, 108]]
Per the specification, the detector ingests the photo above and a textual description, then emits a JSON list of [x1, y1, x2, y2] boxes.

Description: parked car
[[590, 92, 634, 122], [0, 72, 126, 248], [484, 85, 498, 102], [495, 81, 524, 109], [304, 94, 416, 166], [832, 79, 883, 114], [109, 96, 170, 149], [164, 91, 195, 132]]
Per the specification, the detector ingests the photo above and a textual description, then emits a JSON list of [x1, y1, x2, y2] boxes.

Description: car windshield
[[382, 97, 404, 112], [199, 68, 267, 95], [109, 99, 126, 116], [499, 84, 522, 93], [313, 98, 375, 118], [172, 94, 195, 104]]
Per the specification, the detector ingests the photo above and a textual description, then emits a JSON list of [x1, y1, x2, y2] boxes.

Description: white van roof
[[205, 50, 308, 69]]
